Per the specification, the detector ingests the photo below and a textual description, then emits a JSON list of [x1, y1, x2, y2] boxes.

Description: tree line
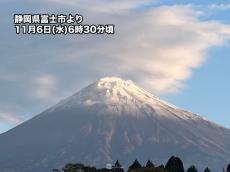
[[52, 156, 230, 172]]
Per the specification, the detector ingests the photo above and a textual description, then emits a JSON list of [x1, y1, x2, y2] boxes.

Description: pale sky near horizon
[[0, 0, 230, 133]]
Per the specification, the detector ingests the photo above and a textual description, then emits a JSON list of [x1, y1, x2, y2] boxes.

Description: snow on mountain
[[0, 77, 229, 172], [50, 77, 203, 120]]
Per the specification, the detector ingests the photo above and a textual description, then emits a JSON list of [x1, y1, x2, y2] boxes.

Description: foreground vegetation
[[52, 156, 230, 172]]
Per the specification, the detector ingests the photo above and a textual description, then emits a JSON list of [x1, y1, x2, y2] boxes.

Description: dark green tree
[[166, 156, 184, 172], [158, 164, 165, 169], [113, 160, 124, 172], [146, 160, 155, 168], [114, 160, 122, 168], [187, 165, 197, 172], [227, 164, 230, 172], [128, 159, 142, 171], [83, 166, 97, 172], [154, 165, 167, 172], [63, 163, 84, 172], [204, 167, 210, 172]]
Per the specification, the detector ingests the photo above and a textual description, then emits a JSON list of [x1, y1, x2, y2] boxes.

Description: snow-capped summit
[[55, 76, 158, 107], [51, 77, 202, 120], [52, 76, 170, 111], [0, 77, 230, 172]]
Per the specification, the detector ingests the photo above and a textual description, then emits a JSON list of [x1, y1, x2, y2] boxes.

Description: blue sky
[[0, 0, 230, 133], [163, 46, 230, 128], [158, 0, 230, 128]]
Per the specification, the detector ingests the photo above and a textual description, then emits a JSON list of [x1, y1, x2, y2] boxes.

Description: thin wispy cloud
[[208, 3, 230, 10], [46, 0, 154, 12], [0, 113, 24, 125], [32, 74, 60, 102], [1, 1, 230, 95], [43, 3, 230, 93]]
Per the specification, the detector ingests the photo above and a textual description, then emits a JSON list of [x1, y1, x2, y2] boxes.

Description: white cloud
[[32, 74, 59, 102], [0, 113, 23, 125], [47, 0, 153, 12], [56, 4, 230, 93], [208, 3, 230, 10], [110, 5, 230, 92], [2, 1, 230, 99]]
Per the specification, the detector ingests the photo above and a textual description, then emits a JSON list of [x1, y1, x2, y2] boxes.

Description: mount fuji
[[0, 77, 229, 172]]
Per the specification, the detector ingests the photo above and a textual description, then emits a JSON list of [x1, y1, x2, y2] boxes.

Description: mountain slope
[[0, 77, 229, 172]]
